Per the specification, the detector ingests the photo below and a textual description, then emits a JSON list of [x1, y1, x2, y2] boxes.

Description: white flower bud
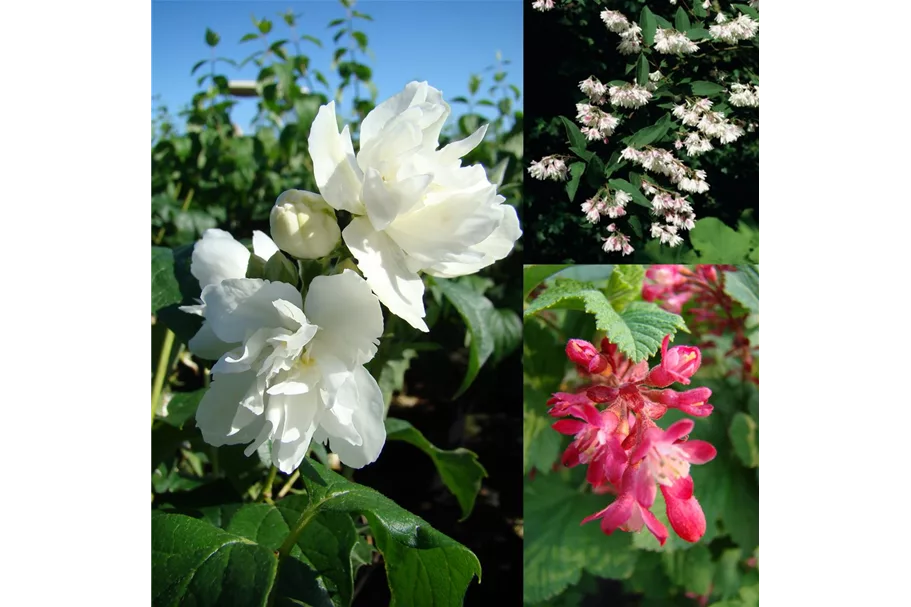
[[270, 190, 341, 259]]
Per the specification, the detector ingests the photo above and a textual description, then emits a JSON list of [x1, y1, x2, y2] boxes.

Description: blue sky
[[152, 0, 524, 133]]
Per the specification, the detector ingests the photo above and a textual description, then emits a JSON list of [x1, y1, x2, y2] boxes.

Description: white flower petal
[[360, 81, 449, 150], [190, 229, 251, 290], [308, 101, 365, 215], [438, 124, 488, 163], [305, 270, 383, 366], [273, 391, 321, 473], [187, 321, 237, 361], [343, 217, 428, 332], [252, 230, 280, 262], [196, 370, 262, 446], [325, 366, 386, 469], [384, 185, 500, 265], [202, 279, 303, 345], [362, 168, 432, 231], [424, 201, 522, 278]]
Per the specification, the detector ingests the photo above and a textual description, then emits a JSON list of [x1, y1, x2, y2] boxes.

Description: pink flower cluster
[[548, 335, 716, 545]]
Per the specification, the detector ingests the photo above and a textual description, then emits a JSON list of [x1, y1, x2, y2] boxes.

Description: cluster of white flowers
[[621, 146, 710, 194], [600, 9, 642, 54], [671, 0, 710, 6], [602, 226, 634, 255], [580, 189, 631, 223], [654, 28, 700, 54], [676, 132, 714, 157], [179, 82, 521, 474], [673, 98, 745, 148], [729, 83, 760, 107], [639, 181, 695, 246], [609, 82, 653, 109], [650, 223, 684, 247], [710, 12, 759, 44], [577, 102, 620, 141], [531, 0, 555, 11], [528, 155, 569, 181], [579, 76, 608, 104]]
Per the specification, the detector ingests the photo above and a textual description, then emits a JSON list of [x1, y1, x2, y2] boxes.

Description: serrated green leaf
[[432, 277, 495, 398], [729, 412, 758, 468], [524, 279, 686, 362], [661, 544, 713, 595], [524, 265, 572, 300], [687, 27, 712, 41], [523, 384, 562, 474], [689, 217, 755, 262], [690, 80, 726, 96], [489, 307, 522, 364], [566, 161, 585, 202], [524, 474, 638, 603], [605, 265, 646, 311], [385, 418, 487, 520], [297, 458, 481, 606], [263, 251, 299, 287], [732, 3, 760, 19], [723, 266, 759, 314], [693, 2, 707, 18], [152, 513, 277, 606], [640, 6, 657, 47], [626, 116, 672, 148]]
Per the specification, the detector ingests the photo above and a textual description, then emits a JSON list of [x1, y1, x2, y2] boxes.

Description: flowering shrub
[[151, 4, 523, 605], [524, 264, 758, 605], [525, 1, 758, 263]]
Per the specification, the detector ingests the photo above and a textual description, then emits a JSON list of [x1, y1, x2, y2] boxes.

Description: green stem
[[151, 328, 176, 425], [267, 501, 323, 606], [277, 470, 300, 499], [259, 465, 279, 503]]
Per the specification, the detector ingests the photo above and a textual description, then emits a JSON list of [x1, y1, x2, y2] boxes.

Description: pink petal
[[579, 403, 603, 427], [681, 440, 717, 464], [663, 489, 706, 543], [665, 418, 695, 442], [664, 475, 694, 500], [639, 505, 669, 546], [586, 385, 619, 404], [552, 419, 587, 435], [634, 464, 657, 507], [582, 494, 633, 532], [561, 443, 581, 467]]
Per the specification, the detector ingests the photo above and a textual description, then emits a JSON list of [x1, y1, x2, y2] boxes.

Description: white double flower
[[307, 81, 521, 331]]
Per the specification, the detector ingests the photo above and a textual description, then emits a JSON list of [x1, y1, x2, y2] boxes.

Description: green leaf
[[690, 80, 726, 96], [152, 513, 277, 606], [607, 178, 651, 208], [152, 247, 182, 314], [675, 7, 692, 32], [523, 279, 686, 362], [640, 6, 658, 47], [689, 217, 754, 262], [385, 418, 487, 520], [565, 161, 585, 202], [240, 32, 259, 42], [432, 277, 495, 398], [205, 28, 220, 47], [605, 265, 646, 312], [732, 3, 760, 19], [263, 251, 299, 287], [523, 384, 562, 474], [160, 390, 204, 428], [257, 19, 273, 34], [524, 265, 571, 300], [375, 347, 417, 410], [637, 54, 649, 86], [559, 116, 587, 151], [524, 474, 638, 603], [723, 266, 759, 314], [687, 27, 712, 41], [298, 458, 482, 606], [190, 59, 207, 74], [693, 2, 707, 18], [729, 412, 759, 468], [351, 31, 368, 50], [489, 308, 522, 364], [626, 115, 671, 147], [661, 544, 713, 595]]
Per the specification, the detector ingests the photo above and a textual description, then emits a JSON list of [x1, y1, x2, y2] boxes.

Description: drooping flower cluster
[[621, 147, 710, 194], [643, 265, 756, 382], [531, 0, 555, 12], [600, 9, 643, 54], [577, 102, 620, 141], [608, 82, 653, 109], [654, 28, 700, 55], [548, 336, 716, 544], [579, 76, 607, 104], [602, 224, 634, 255], [729, 83, 760, 107], [710, 12, 760, 44], [673, 98, 745, 150], [177, 82, 521, 474], [528, 155, 570, 181]]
